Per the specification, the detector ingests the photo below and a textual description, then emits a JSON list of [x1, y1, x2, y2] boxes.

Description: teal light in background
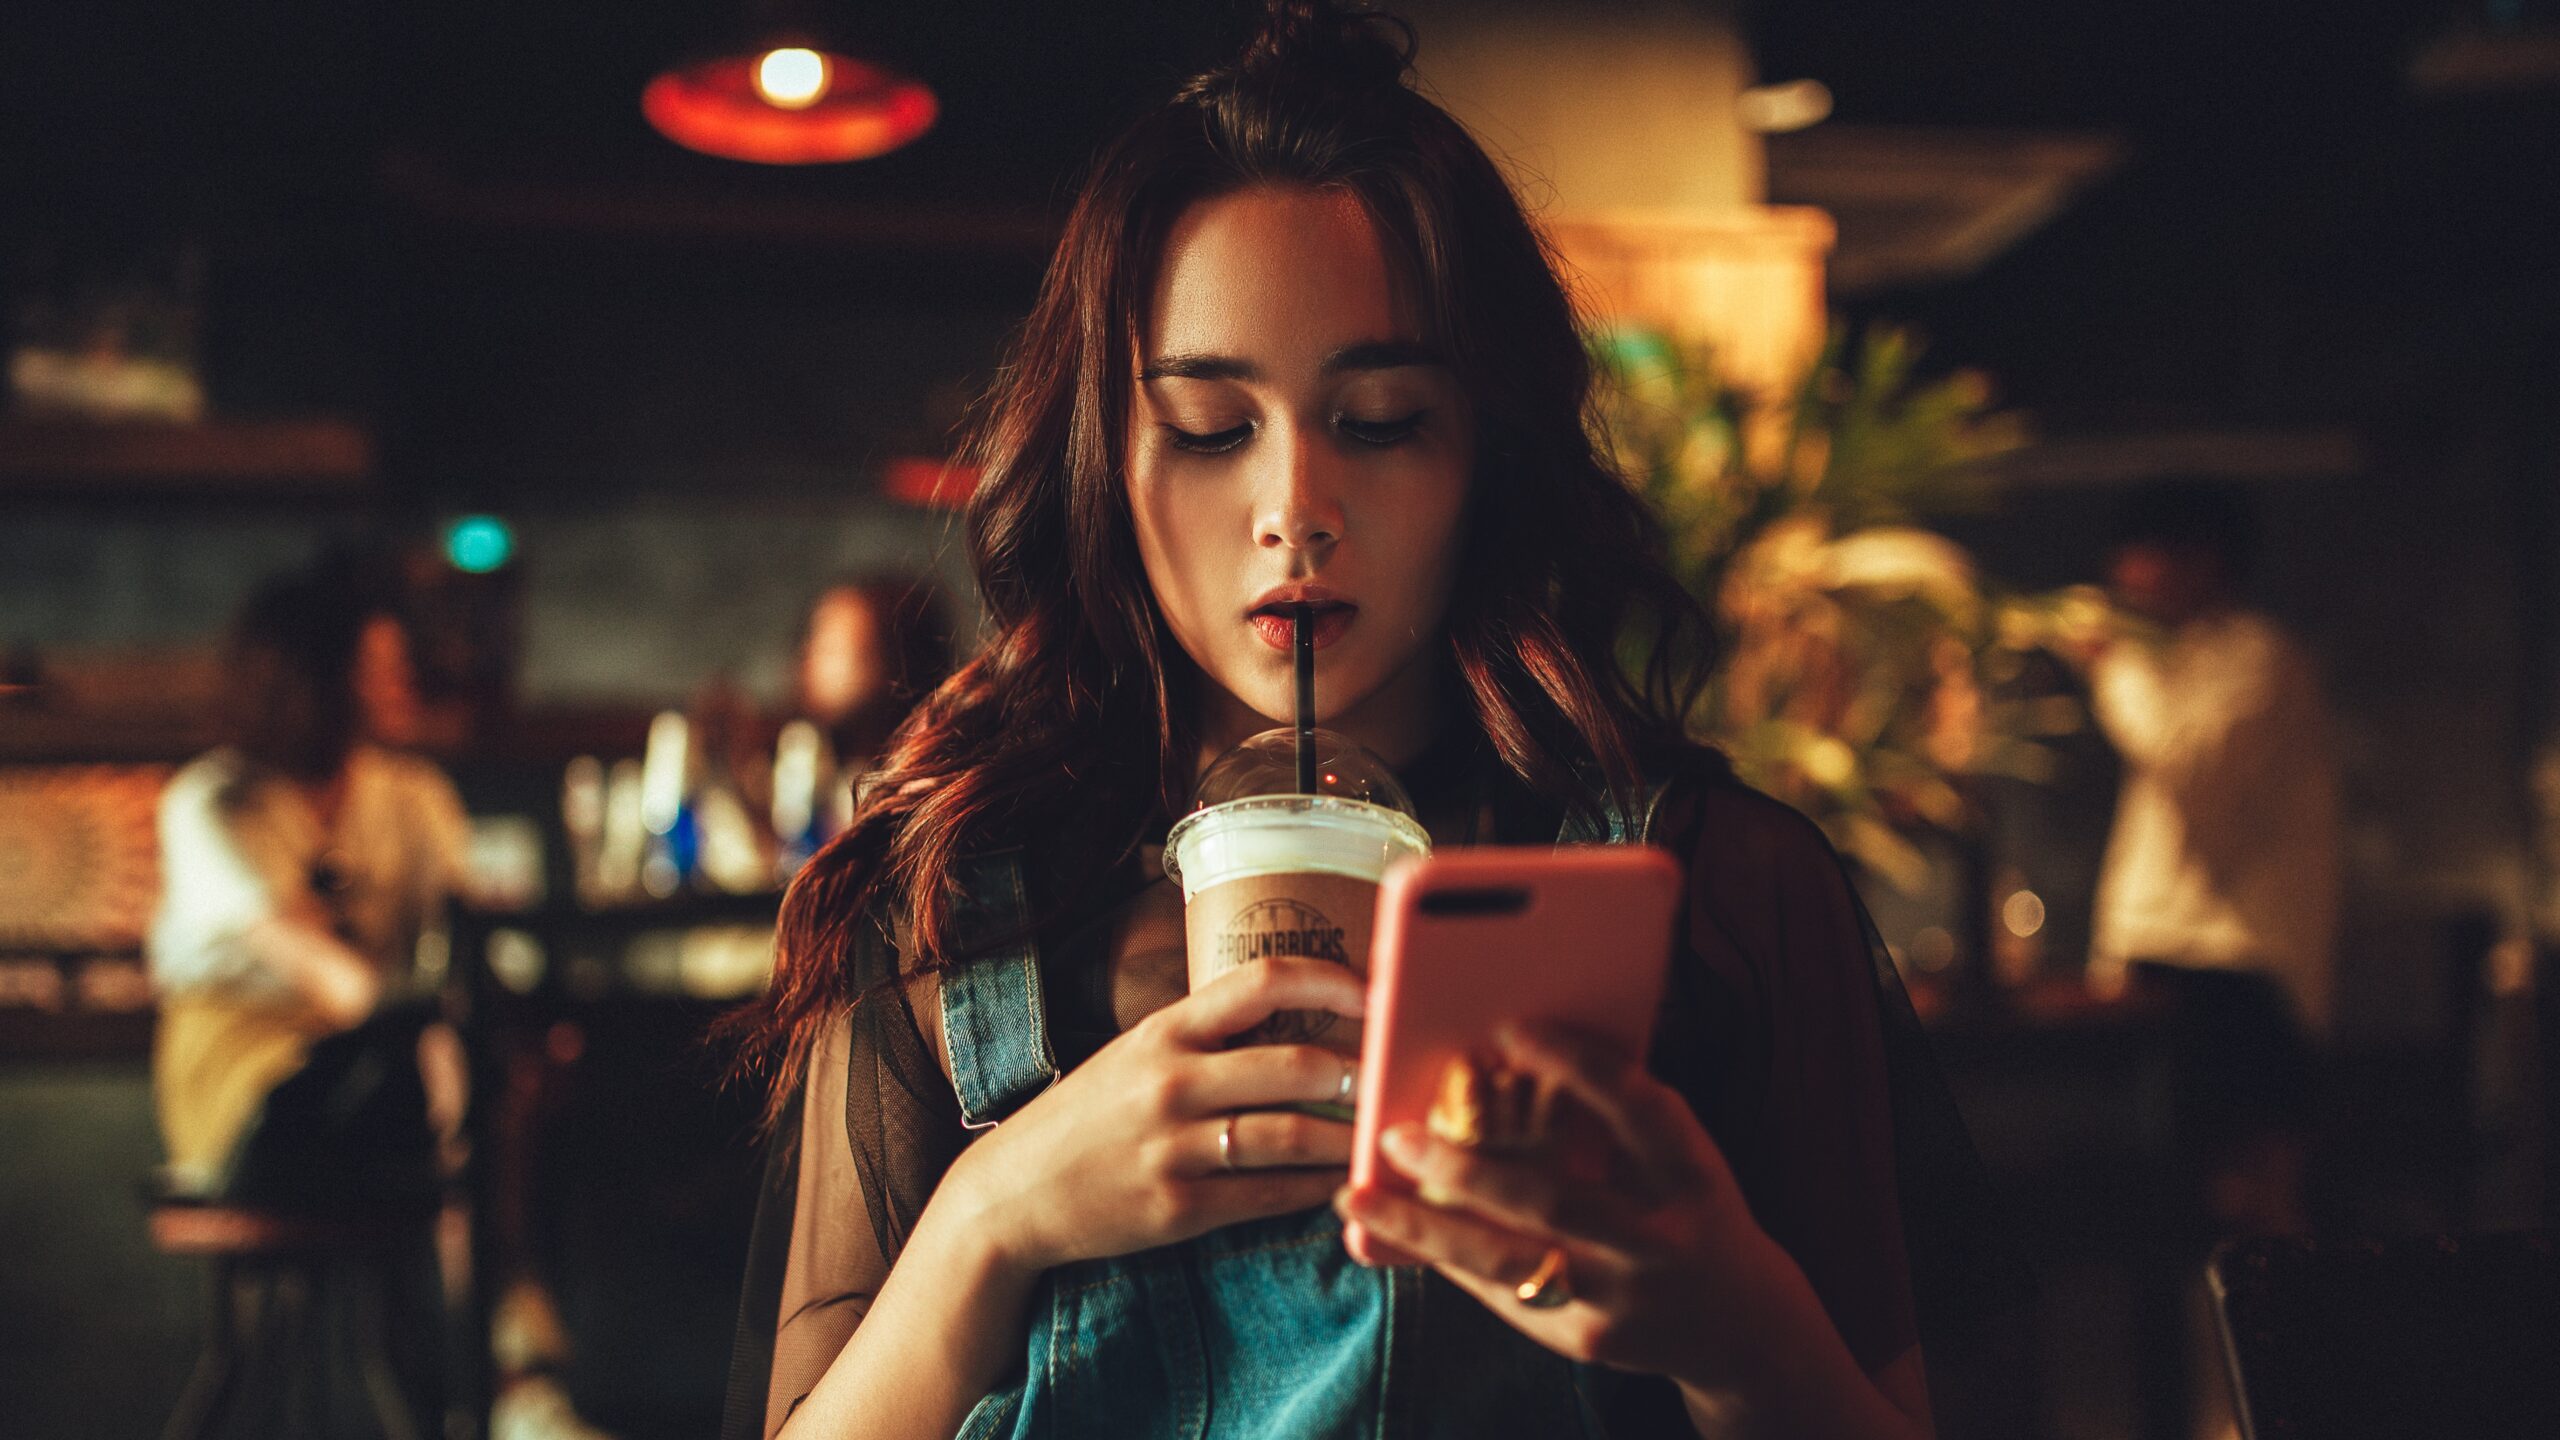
[[444, 515, 515, 574]]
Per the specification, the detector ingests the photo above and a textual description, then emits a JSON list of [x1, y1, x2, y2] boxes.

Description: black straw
[[1293, 603, 1317, 793]]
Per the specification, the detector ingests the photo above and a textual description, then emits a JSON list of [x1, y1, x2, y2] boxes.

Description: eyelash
[[1163, 423, 1253, 455], [1160, 411, 1428, 455]]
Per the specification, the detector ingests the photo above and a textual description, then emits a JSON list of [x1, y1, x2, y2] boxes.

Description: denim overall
[[939, 779, 1679, 1440]]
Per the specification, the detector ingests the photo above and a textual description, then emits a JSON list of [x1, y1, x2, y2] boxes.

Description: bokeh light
[[2003, 888, 2048, 939], [754, 48, 830, 109], [443, 515, 515, 574]]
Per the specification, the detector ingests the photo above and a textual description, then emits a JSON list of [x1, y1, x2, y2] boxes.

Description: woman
[[776, 576, 959, 860], [795, 576, 956, 778], [729, 6, 2013, 1437], [150, 562, 470, 1210]]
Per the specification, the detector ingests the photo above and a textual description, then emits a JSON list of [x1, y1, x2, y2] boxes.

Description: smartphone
[[1344, 845, 1684, 1268]]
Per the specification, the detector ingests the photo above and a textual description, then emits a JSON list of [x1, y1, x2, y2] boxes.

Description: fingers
[[1193, 1168, 1347, 1229], [1170, 1113, 1351, 1234], [1335, 1183, 1605, 1304], [1164, 958, 1366, 1049], [1493, 1021, 1714, 1190], [1176, 1044, 1357, 1116], [1182, 1108, 1355, 1177], [1375, 1122, 1644, 1247]]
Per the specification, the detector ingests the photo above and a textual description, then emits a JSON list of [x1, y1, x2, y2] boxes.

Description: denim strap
[[937, 848, 1062, 1130], [1554, 770, 1676, 845]]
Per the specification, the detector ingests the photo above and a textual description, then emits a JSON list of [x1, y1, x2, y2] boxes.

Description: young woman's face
[[1125, 185, 1471, 760]]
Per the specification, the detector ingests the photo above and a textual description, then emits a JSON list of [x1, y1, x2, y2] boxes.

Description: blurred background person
[[772, 576, 954, 869], [2077, 479, 2341, 1235], [793, 575, 955, 776], [148, 558, 471, 1211]]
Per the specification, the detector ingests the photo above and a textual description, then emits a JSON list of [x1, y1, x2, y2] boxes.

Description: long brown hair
[[731, 0, 1710, 1119]]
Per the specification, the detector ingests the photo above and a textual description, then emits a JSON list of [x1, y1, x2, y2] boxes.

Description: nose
[[1255, 420, 1344, 556]]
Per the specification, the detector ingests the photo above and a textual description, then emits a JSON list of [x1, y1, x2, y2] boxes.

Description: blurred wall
[[1, 514, 328, 650], [512, 499, 973, 708], [1, 500, 973, 713]]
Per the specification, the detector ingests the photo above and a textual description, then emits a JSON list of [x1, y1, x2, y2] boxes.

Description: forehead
[[1142, 185, 1417, 357]]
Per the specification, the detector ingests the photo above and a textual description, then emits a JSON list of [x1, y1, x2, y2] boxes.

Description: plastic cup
[[1164, 790, 1431, 1080]]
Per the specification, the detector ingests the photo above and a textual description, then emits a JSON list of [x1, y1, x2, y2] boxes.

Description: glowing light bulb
[[755, 48, 830, 109]]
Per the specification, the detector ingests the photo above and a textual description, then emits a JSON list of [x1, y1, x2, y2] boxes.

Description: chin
[[1207, 666, 1361, 734]]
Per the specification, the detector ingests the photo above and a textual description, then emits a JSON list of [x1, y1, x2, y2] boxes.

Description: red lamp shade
[[643, 47, 936, 165]]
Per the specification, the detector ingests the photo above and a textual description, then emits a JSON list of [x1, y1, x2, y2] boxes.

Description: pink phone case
[[1344, 845, 1684, 1268]]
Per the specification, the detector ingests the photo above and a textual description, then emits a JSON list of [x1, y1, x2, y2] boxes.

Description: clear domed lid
[[1191, 727, 1417, 815]]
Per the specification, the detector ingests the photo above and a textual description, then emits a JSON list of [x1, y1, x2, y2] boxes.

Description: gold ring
[[1514, 1246, 1571, 1309], [1218, 1114, 1240, 1172]]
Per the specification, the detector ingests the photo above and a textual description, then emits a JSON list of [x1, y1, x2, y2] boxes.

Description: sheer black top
[[723, 732, 2027, 1439]]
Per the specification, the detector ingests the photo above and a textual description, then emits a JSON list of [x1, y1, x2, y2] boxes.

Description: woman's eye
[[1339, 410, 1427, 447], [1162, 422, 1253, 455]]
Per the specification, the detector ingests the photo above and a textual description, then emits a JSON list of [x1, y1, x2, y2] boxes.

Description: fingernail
[[1380, 1125, 1421, 1161]]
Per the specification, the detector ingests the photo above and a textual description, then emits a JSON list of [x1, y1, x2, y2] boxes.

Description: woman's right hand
[[936, 956, 1364, 1275]]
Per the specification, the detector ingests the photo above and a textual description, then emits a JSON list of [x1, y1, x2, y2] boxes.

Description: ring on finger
[[1218, 1113, 1241, 1172], [1514, 1246, 1572, 1310]]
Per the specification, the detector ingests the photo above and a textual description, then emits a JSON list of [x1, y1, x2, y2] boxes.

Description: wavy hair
[[730, 0, 1710, 1121]]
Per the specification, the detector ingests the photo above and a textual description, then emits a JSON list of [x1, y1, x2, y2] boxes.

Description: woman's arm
[[152, 761, 379, 1025], [238, 912, 382, 1027], [769, 959, 1371, 1440], [762, 1007, 1028, 1440], [1668, 1241, 1932, 1438], [773, 1151, 1042, 1440]]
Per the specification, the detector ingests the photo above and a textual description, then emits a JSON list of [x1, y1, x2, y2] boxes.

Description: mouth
[[1246, 595, 1358, 652]]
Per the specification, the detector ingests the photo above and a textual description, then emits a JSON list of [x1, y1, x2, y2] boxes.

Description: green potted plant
[[1595, 325, 2067, 895]]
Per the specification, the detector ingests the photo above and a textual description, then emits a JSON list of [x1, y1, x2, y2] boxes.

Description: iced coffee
[[1163, 729, 1430, 1097]]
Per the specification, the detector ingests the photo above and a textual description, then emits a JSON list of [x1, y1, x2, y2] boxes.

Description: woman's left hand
[[1332, 1019, 1785, 1392]]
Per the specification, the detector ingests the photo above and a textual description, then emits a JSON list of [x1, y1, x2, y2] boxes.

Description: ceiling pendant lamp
[[642, 4, 936, 165]]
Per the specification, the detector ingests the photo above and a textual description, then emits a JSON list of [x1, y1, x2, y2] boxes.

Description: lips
[[1246, 591, 1358, 652]]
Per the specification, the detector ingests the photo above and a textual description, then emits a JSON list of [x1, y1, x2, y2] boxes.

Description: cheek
[[1371, 456, 1470, 622], [1125, 468, 1215, 643]]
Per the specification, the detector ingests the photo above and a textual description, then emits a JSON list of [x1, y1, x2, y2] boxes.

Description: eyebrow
[[1137, 339, 1448, 384]]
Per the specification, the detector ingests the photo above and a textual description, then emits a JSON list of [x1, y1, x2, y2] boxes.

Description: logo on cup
[[1215, 896, 1347, 1044]]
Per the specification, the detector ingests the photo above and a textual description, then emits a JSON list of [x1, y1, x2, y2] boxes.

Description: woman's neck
[[1191, 652, 1446, 777]]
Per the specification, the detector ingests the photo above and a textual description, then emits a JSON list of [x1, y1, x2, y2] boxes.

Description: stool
[[149, 1198, 430, 1440]]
